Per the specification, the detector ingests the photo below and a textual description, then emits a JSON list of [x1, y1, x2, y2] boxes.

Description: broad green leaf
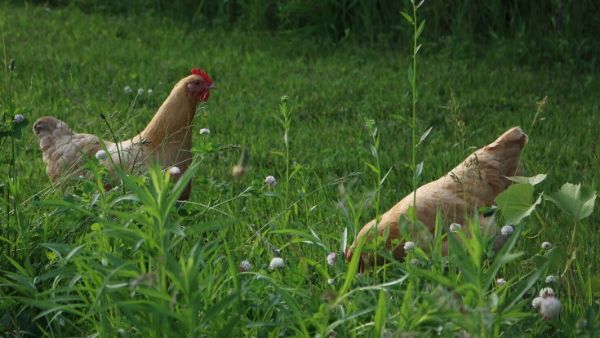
[[495, 183, 542, 224], [506, 174, 547, 186], [546, 183, 596, 221]]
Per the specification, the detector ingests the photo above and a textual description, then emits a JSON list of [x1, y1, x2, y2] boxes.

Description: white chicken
[[345, 127, 528, 267], [33, 68, 213, 199]]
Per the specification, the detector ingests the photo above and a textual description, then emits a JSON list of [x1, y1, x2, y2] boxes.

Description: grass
[[1, 3, 599, 337]]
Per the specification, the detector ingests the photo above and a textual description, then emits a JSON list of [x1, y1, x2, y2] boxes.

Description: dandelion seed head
[[541, 241, 552, 250], [496, 278, 506, 286], [410, 258, 419, 266], [124, 86, 132, 94], [545, 275, 557, 283], [137, 88, 144, 95], [147, 89, 153, 95], [327, 278, 335, 285], [199, 128, 210, 135]]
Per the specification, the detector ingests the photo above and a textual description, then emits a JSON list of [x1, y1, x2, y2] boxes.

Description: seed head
[[137, 88, 144, 95], [404, 241, 416, 251], [545, 275, 557, 283], [124, 86, 132, 94], [147, 88, 153, 95], [541, 241, 552, 250], [327, 278, 335, 285], [496, 278, 506, 286], [199, 128, 210, 135]]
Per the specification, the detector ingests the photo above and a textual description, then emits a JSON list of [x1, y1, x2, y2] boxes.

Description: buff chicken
[[33, 68, 213, 199], [345, 126, 528, 267]]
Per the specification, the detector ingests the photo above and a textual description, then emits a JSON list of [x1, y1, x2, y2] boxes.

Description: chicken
[[33, 68, 213, 199], [345, 126, 528, 267]]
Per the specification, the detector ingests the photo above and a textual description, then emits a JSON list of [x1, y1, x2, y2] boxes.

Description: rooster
[[33, 68, 213, 199], [345, 127, 528, 267]]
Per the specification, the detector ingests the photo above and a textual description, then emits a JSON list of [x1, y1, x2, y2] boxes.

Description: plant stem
[[410, 1, 419, 223]]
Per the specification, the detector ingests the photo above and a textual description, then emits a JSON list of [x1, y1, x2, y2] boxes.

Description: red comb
[[191, 68, 212, 84]]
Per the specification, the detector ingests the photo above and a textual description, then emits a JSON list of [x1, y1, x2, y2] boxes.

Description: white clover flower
[[239, 260, 252, 272], [265, 175, 276, 187], [404, 241, 416, 251], [449, 223, 462, 232], [137, 88, 144, 95], [539, 287, 555, 298], [199, 128, 210, 135], [95, 150, 108, 161], [541, 241, 552, 250], [124, 86, 132, 94], [500, 225, 514, 236], [269, 257, 285, 270], [545, 275, 557, 283], [327, 278, 335, 285], [13, 114, 25, 124], [147, 88, 153, 95], [326, 252, 337, 266], [532, 297, 543, 309], [496, 278, 506, 286], [540, 296, 562, 320], [168, 166, 181, 175]]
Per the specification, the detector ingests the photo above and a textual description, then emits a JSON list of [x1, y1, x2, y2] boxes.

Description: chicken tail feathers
[[484, 126, 528, 177], [33, 116, 101, 182], [486, 126, 528, 152]]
